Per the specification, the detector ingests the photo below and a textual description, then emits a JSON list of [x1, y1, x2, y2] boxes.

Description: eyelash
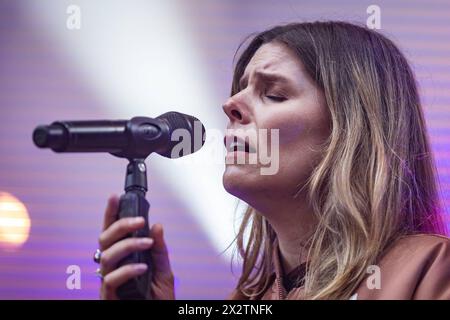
[[264, 89, 287, 103], [237, 84, 288, 103], [265, 94, 287, 102]]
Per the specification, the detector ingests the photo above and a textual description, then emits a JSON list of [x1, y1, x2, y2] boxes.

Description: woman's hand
[[98, 194, 175, 300]]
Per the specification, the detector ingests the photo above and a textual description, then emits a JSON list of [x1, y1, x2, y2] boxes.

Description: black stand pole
[[116, 159, 152, 300]]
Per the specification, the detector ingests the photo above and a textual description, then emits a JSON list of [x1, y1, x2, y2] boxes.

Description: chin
[[223, 167, 240, 194], [222, 166, 266, 204], [223, 166, 248, 198]]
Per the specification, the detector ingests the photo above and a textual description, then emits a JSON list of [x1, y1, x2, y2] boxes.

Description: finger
[[101, 237, 154, 274], [149, 223, 173, 278], [101, 263, 148, 300], [99, 217, 145, 250], [102, 194, 120, 231]]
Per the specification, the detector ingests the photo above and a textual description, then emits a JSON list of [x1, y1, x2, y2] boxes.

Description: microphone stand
[[116, 158, 152, 299], [32, 113, 206, 299]]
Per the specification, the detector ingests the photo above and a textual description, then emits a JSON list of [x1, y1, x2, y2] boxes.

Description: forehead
[[244, 42, 303, 76]]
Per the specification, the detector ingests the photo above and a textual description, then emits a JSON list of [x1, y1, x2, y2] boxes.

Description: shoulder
[[355, 233, 450, 300], [384, 233, 450, 266], [394, 233, 450, 247]]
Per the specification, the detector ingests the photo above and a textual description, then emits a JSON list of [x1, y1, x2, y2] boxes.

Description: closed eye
[[265, 95, 287, 103]]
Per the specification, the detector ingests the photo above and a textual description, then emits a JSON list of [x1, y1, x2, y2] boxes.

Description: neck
[[257, 192, 316, 274]]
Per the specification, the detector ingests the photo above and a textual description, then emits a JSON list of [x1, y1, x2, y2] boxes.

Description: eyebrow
[[238, 71, 295, 89]]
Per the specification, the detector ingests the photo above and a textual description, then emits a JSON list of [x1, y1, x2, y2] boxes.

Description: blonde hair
[[230, 21, 447, 300]]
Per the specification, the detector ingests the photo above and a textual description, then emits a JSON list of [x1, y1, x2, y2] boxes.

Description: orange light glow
[[0, 192, 31, 250]]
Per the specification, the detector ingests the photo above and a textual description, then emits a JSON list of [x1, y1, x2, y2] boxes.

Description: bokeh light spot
[[0, 192, 31, 250]]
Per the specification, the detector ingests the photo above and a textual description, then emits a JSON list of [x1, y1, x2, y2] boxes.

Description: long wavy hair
[[230, 21, 448, 300]]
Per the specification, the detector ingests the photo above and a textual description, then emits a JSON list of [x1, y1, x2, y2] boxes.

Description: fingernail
[[138, 238, 153, 246], [134, 263, 148, 272], [130, 217, 144, 225]]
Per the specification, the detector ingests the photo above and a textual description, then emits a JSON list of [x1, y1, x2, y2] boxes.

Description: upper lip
[[224, 135, 256, 153]]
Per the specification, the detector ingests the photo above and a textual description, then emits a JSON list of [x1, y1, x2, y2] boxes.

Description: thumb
[[150, 223, 173, 278]]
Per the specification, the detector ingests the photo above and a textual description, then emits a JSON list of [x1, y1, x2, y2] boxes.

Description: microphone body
[[32, 112, 205, 159], [32, 111, 205, 299]]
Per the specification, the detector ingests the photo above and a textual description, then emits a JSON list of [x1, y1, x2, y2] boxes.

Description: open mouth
[[224, 135, 256, 153]]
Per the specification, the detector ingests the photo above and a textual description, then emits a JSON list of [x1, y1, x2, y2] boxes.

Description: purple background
[[0, 0, 449, 299]]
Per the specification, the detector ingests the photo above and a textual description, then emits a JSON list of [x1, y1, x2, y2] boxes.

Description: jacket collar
[[271, 238, 308, 293]]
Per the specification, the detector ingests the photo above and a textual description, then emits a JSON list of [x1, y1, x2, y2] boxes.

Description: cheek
[[257, 104, 330, 184], [259, 98, 330, 149], [259, 108, 308, 149]]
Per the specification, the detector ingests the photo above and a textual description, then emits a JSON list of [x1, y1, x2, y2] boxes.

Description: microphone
[[32, 111, 206, 299], [32, 111, 206, 159]]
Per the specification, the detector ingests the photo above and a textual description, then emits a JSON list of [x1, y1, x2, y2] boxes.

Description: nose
[[222, 96, 249, 124]]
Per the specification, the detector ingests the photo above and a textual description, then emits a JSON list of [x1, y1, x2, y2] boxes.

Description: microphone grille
[[159, 111, 193, 132], [156, 111, 206, 158]]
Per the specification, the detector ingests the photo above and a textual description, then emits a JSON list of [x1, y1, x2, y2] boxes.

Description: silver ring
[[95, 268, 104, 280], [93, 249, 102, 264]]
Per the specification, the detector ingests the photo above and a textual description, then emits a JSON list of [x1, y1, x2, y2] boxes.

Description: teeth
[[229, 141, 246, 152], [225, 137, 257, 153]]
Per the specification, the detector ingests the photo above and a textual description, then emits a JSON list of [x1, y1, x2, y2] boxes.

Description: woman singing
[[96, 21, 450, 300]]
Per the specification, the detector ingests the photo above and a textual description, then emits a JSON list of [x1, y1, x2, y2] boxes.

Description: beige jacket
[[230, 234, 450, 300]]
